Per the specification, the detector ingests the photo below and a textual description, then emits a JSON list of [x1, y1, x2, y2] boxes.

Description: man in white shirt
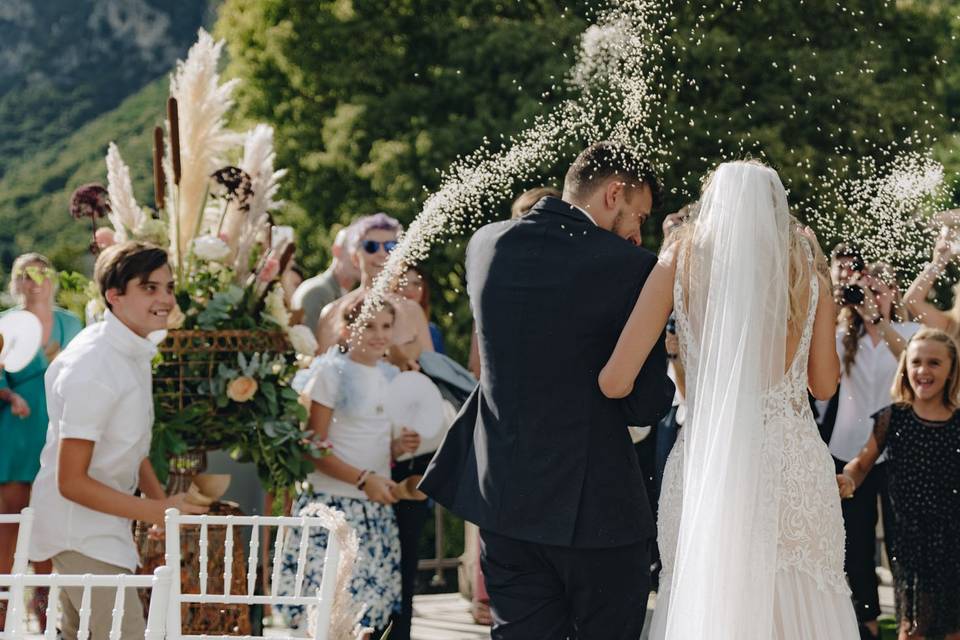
[[29, 242, 205, 640], [291, 225, 359, 336]]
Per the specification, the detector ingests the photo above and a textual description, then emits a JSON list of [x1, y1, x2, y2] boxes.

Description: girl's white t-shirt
[[830, 321, 920, 462], [306, 350, 398, 499]]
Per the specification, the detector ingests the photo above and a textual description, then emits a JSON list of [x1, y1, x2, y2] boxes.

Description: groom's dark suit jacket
[[420, 196, 674, 549]]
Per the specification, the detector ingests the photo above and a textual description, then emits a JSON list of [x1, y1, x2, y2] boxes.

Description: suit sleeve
[[618, 329, 675, 427], [617, 250, 675, 427]]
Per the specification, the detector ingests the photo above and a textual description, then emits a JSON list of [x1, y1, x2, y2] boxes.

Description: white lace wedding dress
[[649, 238, 861, 639]]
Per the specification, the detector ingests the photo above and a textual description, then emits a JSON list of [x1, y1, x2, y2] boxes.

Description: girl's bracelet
[[356, 470, 372, 490]]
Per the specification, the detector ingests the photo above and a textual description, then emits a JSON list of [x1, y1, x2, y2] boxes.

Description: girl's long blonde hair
[[892, 327, 960, 410]]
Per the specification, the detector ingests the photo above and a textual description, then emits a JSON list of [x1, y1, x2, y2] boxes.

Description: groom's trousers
[[480, 529, 650, 640]]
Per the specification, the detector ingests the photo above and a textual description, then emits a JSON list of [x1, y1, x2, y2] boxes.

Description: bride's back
[[664, 161, 820, 380], [672, 226, 816, 372]]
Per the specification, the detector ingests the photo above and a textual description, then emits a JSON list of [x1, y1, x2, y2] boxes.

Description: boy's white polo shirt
[[29, 311, 164, 571]]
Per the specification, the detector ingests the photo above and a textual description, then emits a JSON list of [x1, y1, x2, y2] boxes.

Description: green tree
[[216, 1, 594, 360], [216, 0, 957, 362]]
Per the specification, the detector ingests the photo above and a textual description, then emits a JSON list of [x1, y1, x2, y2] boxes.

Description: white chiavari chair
[[164, 508, 341, 640], [0, 566, 171, 640], [0, 508, 34, 630]]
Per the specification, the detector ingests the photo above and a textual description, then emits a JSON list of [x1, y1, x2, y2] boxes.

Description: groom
[[420, 141, 675, 639]]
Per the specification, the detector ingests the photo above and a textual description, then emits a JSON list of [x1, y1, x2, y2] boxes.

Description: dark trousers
[[390, 453, 434, 640], [835, 457, 892, 624], [480, 529, 650, 640]]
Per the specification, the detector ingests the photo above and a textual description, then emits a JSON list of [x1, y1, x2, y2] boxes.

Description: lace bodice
[[661, 238, 849, 594]]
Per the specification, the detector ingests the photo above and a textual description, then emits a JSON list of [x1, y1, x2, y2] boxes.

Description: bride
[[599, 160, 860, 638]]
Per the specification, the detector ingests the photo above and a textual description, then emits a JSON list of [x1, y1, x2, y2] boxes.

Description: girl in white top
[[277, 298, 419, 637]]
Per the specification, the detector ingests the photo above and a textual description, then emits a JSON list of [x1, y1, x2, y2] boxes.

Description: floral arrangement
[[67, 29, 325, 494]]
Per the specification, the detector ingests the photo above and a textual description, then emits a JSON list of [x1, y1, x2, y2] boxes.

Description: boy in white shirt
[[29, 241, 206, 639]]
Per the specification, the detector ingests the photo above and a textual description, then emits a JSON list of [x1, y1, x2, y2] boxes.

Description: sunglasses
[[362, 240, 398, 254], [16, 265, 52, 284]]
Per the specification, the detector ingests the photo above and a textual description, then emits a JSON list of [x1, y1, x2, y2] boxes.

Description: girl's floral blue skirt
[[275, 489, 402, 630]]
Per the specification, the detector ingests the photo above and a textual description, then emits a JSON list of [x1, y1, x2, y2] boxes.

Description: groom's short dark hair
[[564, 141, 662, 207]]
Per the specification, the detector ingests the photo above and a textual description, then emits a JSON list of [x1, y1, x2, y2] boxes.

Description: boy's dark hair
[[563, 141, 662, 208], [94, 241, 169, 310], [830, 243, 865, 272]]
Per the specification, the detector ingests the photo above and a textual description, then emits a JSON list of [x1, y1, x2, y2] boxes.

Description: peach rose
[[226, 376, 258, 403]]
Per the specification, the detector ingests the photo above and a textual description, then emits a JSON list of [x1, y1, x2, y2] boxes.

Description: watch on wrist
[[870, 315, 882, 325]]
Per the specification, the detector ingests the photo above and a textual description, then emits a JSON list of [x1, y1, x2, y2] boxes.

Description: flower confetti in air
[[348, 0, 953, 327]]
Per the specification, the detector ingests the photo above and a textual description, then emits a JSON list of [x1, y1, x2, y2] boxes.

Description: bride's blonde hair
[[669, 160, 826, 338]]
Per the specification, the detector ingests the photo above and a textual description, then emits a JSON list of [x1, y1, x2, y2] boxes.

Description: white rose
[[192, 235, 231, 262], [287, 324, 319, 356], [85, 297, 106, 324], [263, 285, 290, 329]]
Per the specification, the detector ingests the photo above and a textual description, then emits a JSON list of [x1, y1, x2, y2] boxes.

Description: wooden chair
[[0, 508, 34, 628], [164, 508, 342, 640], [0, 566, 172, 640]]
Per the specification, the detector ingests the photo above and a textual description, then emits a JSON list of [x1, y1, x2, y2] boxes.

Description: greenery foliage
[[6, 2, 960, 364], [150, 345, 316, 495], [0, 0, 209, 178], [214, 0, 960, 364], [0, 79, 168, 272]]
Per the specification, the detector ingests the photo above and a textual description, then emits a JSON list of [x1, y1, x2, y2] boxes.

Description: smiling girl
[[838, 328, 960, 640], [278, 297, 420, 638]]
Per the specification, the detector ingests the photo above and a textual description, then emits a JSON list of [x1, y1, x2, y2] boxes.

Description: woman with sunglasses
[[316, 213, 434, 369], [0, 253, 82, 630]]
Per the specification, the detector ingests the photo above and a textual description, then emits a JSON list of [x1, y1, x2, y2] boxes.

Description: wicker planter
[[154, 329, 291, 412]]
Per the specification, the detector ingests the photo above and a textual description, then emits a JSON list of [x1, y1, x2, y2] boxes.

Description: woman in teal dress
[[0, 253, 81, 628]]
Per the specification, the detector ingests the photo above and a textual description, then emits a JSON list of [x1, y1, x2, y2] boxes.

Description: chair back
[[164, 509, 341, 640], [0, 507, 34, 629], [0, 566, 172, 640]]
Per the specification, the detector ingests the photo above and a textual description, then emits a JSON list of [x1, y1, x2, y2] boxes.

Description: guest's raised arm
[[904, 235, 953, 330]]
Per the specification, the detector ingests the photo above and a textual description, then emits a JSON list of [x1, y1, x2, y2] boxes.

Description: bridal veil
[[663, 161, 791, 639]]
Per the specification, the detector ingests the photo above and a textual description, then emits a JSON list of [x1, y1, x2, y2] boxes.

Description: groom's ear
[[603, 179, 626, 208]]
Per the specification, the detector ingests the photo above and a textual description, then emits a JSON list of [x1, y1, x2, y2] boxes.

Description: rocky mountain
[[0, 0, 211, 177]]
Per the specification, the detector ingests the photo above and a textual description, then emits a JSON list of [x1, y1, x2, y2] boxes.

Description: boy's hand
[[154, 493, 209, 524]]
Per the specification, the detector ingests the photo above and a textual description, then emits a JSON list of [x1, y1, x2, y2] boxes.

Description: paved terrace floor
[[15, 585, 893, 639]]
